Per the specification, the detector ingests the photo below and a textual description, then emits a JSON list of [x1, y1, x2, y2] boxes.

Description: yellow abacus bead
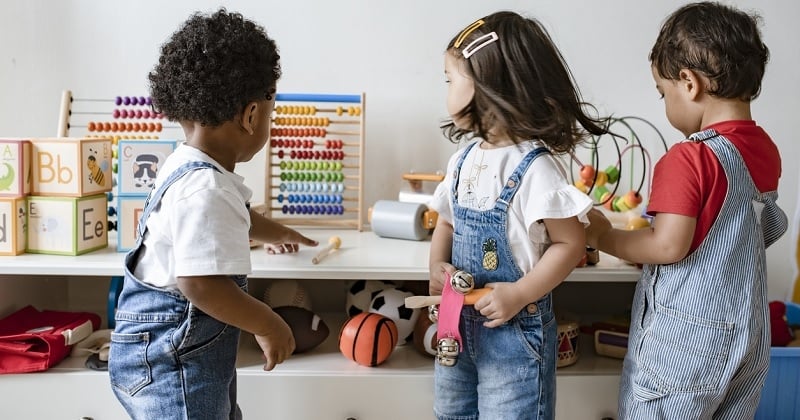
[[336, 106, 344, 116], [594, 171, 608, 187], [613, 196, 631, 212]]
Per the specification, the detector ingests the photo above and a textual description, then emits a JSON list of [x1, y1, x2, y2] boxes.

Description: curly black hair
[[148, 9, 281, 127]]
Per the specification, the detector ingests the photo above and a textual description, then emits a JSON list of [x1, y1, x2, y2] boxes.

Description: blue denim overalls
[[619, 130, 788, 419], [109, 162, 247, 420], [434, 142, 558, 420]]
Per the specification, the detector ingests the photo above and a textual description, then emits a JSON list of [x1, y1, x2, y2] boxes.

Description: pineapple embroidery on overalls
[[482, 238, 498, 270]]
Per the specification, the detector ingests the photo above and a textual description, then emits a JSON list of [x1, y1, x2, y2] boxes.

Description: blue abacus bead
[[107, 207, 117, 217], [336, 195, 343, 204], [276, 194, 284, 203], [107, 192, 114, 202], [279, 183, 287, 192], [282, 205, 289, 214]]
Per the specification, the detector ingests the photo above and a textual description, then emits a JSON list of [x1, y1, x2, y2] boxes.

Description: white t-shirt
[[133, 144, 253, 289], [428, 140, 592, 273]]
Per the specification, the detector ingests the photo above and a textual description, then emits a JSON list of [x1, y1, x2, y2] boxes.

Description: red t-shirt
[[646, 120, 782, 252]]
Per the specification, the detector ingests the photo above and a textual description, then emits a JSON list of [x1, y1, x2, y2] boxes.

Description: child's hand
[[254, 312, 296, 371], [429, 261, 457, 296], [584, 208, 612, 249], [474, 282, 528, 328], [264, 228, 318, 254]]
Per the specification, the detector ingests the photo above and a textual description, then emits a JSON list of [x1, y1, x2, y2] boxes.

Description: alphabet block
[[0, 139, 32, 197], [0, 196, 27, 255], [117, 196, 145, 252], [26, 194, 108, 255], [31, 138, 112, 197], [116, 139, 177, 197]]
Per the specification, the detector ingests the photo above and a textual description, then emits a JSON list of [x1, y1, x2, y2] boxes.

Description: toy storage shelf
[[0, 229, 640, 420]]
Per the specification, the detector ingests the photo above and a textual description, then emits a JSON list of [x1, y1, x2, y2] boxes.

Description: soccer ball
[[369, 288, 419, 345], [345, 280, 395, 317]]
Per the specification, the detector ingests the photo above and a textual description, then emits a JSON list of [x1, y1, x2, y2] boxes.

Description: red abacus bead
[[113, 109, 121, 118], [88, 122, 96, 132], [336, 139, 343, 149], [290, 150, 297, 159], [277, 150, 284, 159], [135, 110, 143, 118]]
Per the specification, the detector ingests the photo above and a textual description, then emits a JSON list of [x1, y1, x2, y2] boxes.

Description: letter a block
[[26, 194, 108, 255], [0, 139, 32, 198], [0, 196, 27, 255], [31, 138, 113, 197]]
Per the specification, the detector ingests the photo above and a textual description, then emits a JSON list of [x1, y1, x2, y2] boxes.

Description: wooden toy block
[[0, 139, 32, 197], [31, 138, 113, 197], [116, 139, 178, 197], [0, 196, 27, 256], [26, 194, 108, 255], [116, 196, 145, 252]]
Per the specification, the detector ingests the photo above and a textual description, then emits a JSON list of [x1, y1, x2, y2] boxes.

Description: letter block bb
[[31, 138, 113, 197]]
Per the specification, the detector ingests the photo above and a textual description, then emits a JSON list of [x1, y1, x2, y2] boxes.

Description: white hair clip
[[462, 32, 498, 59]]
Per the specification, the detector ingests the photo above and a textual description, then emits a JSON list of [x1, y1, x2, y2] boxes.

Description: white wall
[[1, 0, 798, 299]]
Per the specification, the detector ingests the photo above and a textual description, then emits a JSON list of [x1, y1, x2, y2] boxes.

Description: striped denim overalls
[[619, 130, 788, 419], [434, 142, 557, 420], [109, 161, 247, 420]]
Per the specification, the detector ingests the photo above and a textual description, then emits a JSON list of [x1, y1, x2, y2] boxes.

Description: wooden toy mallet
[[404, 288, 491, 308], [312, 236, 342, 264]]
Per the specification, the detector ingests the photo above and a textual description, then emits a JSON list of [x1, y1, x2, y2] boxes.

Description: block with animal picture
[[30, 138, 112, 197], [0, 138, 32, 197], [26, 194, 108, 255], [116, 139, 178, 197], [0, 196, 27, 255]]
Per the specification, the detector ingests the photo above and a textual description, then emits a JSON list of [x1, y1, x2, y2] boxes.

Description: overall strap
[[134, 161, 220, 246], [451, 141, 479, 201], [494, 146, 550, 212]]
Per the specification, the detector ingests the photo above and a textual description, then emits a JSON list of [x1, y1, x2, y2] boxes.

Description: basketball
[[338, 312, 398, 367]]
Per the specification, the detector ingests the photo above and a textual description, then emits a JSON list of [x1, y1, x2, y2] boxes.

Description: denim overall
[[109, 162, 247, 420], [619, 130, 788, 419], [434, 142, 557, 420]]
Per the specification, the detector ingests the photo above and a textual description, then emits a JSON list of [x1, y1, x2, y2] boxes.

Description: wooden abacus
[[259, 93, 366, 230], [56, 90, 182, 140]]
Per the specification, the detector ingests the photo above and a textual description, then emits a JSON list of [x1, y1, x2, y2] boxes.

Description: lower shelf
[[0, 313, 625, 419]]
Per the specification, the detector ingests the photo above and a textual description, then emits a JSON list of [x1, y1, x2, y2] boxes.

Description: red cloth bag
[[0, 305, 101, 374]]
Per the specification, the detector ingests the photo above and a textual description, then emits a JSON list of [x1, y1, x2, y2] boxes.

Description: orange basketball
[[338, 312, 398, 367]]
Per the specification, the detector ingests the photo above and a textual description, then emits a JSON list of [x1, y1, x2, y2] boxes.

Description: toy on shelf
[[557, 321, 580, 367], [570, 116, 668, 213], [368, 172, 444, 241], [311, 235, 341, 264], [338, 312, 398, 367], [259, 93, 366, 230]]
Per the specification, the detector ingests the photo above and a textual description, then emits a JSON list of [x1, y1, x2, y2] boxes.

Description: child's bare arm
[[249, 208, 318, 253], [590, 210, 695, 265], [429, 217, 456, 296], [177, 275, 295, 370]]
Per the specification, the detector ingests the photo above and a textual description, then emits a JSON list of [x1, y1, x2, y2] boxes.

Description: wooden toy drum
[[556, 321, 580, 368]]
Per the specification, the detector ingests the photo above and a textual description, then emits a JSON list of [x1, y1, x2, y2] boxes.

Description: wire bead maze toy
[[56, 90, 183, 233], [254, 93, 366, 230], [569, 116, 668, 225]]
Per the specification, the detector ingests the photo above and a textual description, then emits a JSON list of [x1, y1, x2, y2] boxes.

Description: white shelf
[[0, 228, 640, 282]]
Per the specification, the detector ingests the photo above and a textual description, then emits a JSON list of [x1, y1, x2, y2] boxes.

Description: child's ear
[[240, 101, 259, 135], [679, 69, 704, 100]]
